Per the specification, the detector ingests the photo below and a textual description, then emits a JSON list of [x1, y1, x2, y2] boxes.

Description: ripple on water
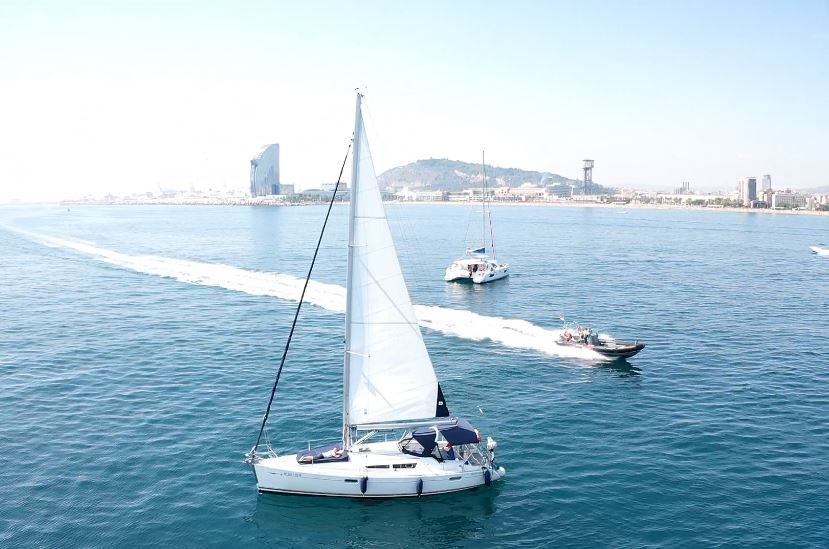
[[1, 206, 828, 547]]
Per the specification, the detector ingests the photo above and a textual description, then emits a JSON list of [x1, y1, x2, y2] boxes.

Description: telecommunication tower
[[582, 159, 594, 195]]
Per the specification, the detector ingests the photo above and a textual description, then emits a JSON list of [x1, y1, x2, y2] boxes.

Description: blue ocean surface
[[1, 204, 827, 547]]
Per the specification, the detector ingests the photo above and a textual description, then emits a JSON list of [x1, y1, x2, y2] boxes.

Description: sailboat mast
[[482, 151, 486, 250], [343, 92, 362, 449]]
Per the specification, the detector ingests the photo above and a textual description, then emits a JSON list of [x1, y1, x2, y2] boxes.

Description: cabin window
[[392, 463, 416, 469], [366, 464, 390, 469]]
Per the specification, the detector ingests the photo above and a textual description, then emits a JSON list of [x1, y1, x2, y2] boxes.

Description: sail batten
[[343, 95, 445, 430]]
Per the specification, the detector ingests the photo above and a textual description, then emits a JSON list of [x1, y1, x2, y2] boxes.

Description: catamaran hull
[[444, 267, 510, 284], [472, 268, 509, 284], [444, 271, 475, 283]]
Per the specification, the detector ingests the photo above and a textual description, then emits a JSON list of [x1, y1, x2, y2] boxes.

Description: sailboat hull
[[252, 442, 506, 498]]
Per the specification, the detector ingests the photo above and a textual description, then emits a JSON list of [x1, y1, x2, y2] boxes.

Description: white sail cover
[[345, 98, 440, 426]]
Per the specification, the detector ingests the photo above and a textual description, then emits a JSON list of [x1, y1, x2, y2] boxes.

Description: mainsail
[[344, 95, 448, 437]]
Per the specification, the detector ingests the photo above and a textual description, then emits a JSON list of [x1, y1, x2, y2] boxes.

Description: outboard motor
[[486, 436, 497, 463]]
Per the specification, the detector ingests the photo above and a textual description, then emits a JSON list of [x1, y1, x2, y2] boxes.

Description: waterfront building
[[738, 177, 757, 206], [771, 191, 807, 209], [300, 187, 349, 201], [321, 182, 349, 193], [280, 184, 295, 195], [420, 190, 447, 201], [761, 174, 772, 190], [395, 188, 446, 201], [447, 188, 495, 201], [250, 144, 280, 196], [495, 183, 546, 201], [395, 187, 418, 201], [648, 193, 719, 205], [546, 183, 574, 198]]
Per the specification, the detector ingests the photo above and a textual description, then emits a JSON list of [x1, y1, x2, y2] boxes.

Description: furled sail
[[344, 95, 447, 428]]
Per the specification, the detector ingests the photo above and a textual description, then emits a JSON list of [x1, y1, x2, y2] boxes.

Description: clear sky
[[1, 0, 827, 201]]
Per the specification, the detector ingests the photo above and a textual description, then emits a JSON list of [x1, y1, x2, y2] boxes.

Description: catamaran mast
[[343, 92, 362, 449], [482, 151, 487, 251]]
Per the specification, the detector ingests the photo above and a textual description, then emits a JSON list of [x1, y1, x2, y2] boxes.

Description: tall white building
[[250, 144, 280, 196], [761, 174, 772, 190]]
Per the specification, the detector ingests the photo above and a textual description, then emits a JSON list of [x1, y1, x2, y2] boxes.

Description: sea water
[[1, 204, 827, 547]]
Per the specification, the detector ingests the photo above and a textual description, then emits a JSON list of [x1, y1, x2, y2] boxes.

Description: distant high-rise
[[761, 174, 772, 191], [250, 144, 280, 196], [738, 177, 757, 206]]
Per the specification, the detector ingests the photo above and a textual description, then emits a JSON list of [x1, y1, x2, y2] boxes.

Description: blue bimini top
[[410, 417, 480, 455]]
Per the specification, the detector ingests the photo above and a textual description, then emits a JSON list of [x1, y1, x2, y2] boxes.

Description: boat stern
[[490, 465, 506, 481], [445, 266, 471, 282]]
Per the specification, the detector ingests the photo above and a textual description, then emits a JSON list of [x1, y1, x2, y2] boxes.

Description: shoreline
[[52, 198, 829, 217], [389, 200, 829, 216]]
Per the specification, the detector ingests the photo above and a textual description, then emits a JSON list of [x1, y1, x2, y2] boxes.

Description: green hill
[[377, 158, 594, 192]]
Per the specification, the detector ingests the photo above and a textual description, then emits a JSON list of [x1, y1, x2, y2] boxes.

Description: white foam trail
[[15, 229, 347, 312], [413, 305, 604, 359], [13, 229, 608, 361]]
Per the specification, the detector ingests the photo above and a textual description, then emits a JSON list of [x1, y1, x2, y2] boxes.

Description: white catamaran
[[444, 153, 510, 284], [246, 93, 505, 498]]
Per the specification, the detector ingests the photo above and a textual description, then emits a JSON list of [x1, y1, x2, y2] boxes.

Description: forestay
[[344, 96, 447, 429]]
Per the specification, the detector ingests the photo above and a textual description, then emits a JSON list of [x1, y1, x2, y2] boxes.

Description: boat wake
[[14, 229, 609, 361]]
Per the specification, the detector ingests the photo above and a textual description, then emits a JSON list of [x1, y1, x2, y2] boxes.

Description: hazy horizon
[[1, 0, 827, 202]]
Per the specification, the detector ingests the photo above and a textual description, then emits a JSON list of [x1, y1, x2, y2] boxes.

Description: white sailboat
[[444, 153, 510, 283], [245, 93, 505, 498]]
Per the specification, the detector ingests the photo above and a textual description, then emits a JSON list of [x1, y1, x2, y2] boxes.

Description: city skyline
[[1, 0, 827, 203]]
